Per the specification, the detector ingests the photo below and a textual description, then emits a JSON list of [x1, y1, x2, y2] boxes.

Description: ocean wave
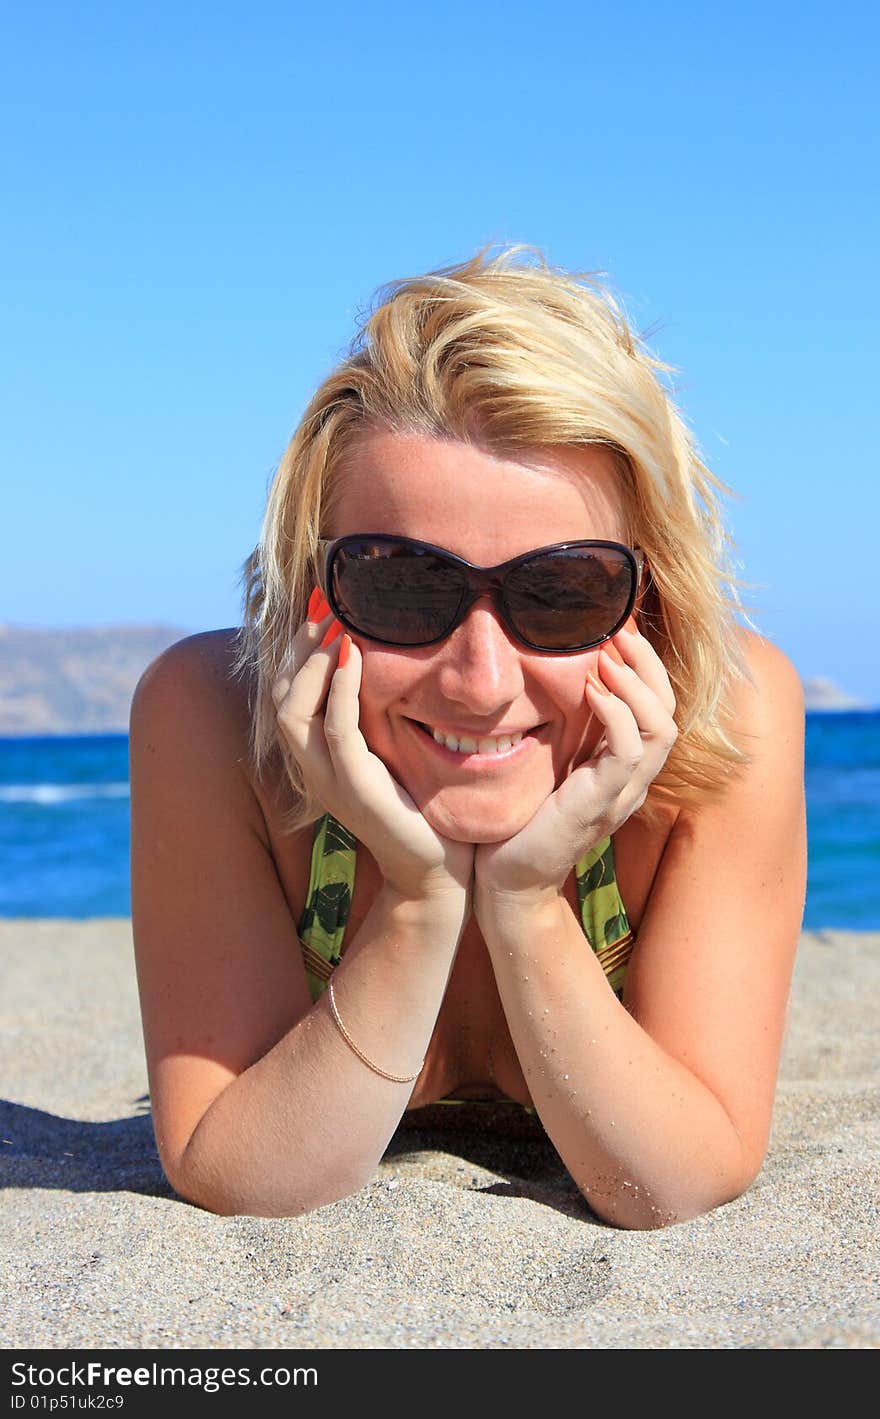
[[0, 782, 131, 804]]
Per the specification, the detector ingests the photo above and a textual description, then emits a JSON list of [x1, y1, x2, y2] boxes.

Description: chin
[[419, 796, 537, 845]]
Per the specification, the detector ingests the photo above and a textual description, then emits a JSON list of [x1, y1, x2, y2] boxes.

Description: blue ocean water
[[1, 715, 878, 927], [0, 734, 131, 917]]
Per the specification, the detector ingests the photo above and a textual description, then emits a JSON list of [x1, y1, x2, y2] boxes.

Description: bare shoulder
[[665, 624, 806, 851], [735, 625, 805, 720], [720, 627, 805, 794], [132, 627, 252, 741], [131, 628, 272, 818]]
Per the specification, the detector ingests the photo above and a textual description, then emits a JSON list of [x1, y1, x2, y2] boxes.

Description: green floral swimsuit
[[298, 812, 634, 1005]]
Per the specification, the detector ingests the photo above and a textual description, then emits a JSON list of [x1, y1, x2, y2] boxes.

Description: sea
[[1, 713, 878, 929]]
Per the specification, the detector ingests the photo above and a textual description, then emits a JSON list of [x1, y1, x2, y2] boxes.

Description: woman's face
[[327, 428, 629, 843]]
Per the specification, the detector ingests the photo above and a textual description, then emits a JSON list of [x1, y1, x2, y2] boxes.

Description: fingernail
[[337, 633, 351, 668], [308, 588, 331, 624], [586, 670, 611, 696], [320, 618, 343, 648], [603, 641, 625, 665]]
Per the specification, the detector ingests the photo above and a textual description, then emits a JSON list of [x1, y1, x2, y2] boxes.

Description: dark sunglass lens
[[505, 547, 634, 649], [331, 542, 465, 644]]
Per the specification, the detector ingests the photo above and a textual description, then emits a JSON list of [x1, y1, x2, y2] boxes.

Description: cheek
[[550, 654, 596, 720], [355, 645, 418, 733], [547, 655, 601, 767]]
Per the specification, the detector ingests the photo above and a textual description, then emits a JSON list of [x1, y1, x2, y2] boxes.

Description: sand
[[1, 919, 878, 1350]]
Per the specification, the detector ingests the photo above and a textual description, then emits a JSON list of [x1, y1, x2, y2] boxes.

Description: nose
[[433, 596, 526, 713]]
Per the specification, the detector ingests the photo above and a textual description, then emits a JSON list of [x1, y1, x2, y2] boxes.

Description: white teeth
[[428, 726, 526, 754]]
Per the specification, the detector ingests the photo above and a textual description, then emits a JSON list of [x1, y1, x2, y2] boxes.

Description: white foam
[[0, 782, 130, 804]]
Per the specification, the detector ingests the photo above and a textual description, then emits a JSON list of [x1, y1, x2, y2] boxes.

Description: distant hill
[[0, 624, 197, 735], [801, 676, 870, 712], [0, 625, 872, 734]]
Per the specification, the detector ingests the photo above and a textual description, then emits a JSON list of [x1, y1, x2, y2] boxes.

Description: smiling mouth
[[412, 720, 545, 757]]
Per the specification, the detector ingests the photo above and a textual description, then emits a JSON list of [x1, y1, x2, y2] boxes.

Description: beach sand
[[1, 919, 877, 1350]]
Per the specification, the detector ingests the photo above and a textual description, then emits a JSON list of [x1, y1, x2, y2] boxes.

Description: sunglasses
[[317, 534, 645, 653]]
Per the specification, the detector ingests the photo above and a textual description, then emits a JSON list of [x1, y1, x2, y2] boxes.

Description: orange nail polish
[[337, 634, 351, 668], [603, 641, 625, 665], [586, 670, 611, 696], [308, 590, 331, 624], [320, 618, 343, 648]]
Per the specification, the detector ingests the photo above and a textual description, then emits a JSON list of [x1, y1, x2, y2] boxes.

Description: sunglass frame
[[316, 534, 645, 654]]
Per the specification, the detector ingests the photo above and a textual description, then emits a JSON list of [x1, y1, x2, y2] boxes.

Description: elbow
[[578, 1160, 763, 1231], [160, 1148, 241, 1217], [163, 1163, 257, 1219], [164, 1168, 353, 1219], [162, 1142, 377, 1220], [582, 1189, 739, 1232]]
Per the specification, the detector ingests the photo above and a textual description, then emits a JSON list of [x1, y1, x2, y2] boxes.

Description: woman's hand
[[272, 603, 475, 903], [474, 621, 677, 902]]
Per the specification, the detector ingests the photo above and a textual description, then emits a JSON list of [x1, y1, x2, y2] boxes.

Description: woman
[[129, 247, 807, 1226]]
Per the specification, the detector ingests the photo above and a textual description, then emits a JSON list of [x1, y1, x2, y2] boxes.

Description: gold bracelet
[[327, 979, 423, 1085]]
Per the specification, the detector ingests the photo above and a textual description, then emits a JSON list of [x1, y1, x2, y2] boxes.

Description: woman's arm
[[476, 630, 807, 1228], [130, 633, 468, 1217]]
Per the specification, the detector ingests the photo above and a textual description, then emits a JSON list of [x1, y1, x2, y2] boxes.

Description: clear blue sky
[[3, 1, 878, 703]]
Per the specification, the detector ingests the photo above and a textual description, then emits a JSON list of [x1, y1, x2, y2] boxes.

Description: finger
[[323, 640, 403, 799], [580, 672, 646, 801], [323, 636, 368, 760], [319, 638, 428, 840], [273, 624, 345, 766], [611, 621, 677, 716], [307, 586, 330, 622], [320, 617, 344, 649], [596, 648, 678, 753], [579, 657, 677, 814], [270, 602, 336, 707]]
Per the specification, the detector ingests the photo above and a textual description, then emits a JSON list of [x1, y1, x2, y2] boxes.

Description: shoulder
[[131, 627, 258, 762], [727, 626, 805, 771], [130, 627, 271, 822], [737, 626, 804, 707], [663, 625, 807, 881], [131, 629, 312, 897], [132, 628, 251, 722]]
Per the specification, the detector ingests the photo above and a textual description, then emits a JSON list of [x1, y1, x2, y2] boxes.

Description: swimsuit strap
[[298, 812, 634, 1003]]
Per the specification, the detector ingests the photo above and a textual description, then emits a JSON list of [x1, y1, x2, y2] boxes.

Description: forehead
[[330, 428, 626, 560]]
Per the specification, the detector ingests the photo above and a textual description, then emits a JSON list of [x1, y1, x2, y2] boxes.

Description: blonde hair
[[234, 245, 749, 832]]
